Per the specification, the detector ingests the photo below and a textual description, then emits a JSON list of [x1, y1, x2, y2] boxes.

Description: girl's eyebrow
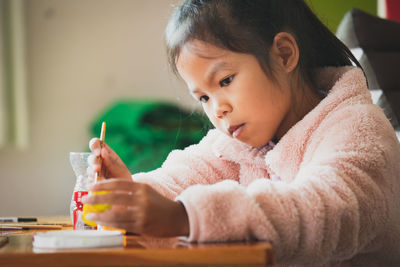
[[205, 61, 228, 83], [190, 61, 229, 95]]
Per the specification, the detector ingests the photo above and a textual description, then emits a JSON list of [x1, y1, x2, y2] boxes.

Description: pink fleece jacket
[[133, 66, 400, 266]]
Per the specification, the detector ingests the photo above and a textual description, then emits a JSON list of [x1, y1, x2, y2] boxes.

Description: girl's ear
[[270, 32, 299, 73]]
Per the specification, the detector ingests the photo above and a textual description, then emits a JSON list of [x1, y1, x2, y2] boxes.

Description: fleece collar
[[211, 130, 273, 167], [264, 66, 371, 182]]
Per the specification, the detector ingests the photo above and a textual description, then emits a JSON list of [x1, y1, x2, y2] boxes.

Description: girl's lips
[[228, 124, 245, 138]]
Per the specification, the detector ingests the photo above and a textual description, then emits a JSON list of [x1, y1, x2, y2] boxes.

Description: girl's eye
[[219, 75, 234, 87], [199, 95, 209, 103]]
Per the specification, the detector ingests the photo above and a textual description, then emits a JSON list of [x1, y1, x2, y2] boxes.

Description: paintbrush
[[95, 122, 106, 183]]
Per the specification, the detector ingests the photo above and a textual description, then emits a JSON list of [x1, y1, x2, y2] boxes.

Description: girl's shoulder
[[315, 67, 393, 134]]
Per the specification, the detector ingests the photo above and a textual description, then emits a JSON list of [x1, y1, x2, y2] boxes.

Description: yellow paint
[[82, 190, 112, 227]]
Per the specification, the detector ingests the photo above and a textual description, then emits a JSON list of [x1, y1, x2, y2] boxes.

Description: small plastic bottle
[[72, 190, 88, 229], [70, 177, 95, 230], [69, 152, 96, 230]]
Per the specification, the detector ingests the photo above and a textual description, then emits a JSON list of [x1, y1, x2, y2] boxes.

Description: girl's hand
[[82, 179, 190, 237], [88, 138, 131, 180]]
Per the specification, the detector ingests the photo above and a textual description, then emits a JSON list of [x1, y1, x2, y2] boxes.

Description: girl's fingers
[[85, 205, 139, 222], [98, 143, 129, 178], [87, 154, 101, 174], [89, 139, 115, 178], [89, 138, 101, 156], [88, 219, 138, 233], [90, 178, 137, 192], [87, 166, 96, 178], [83, 191, 139, 206], [87, 153, 100, 166], [101, 145, 127, 172], [87, 160, 100, 173]]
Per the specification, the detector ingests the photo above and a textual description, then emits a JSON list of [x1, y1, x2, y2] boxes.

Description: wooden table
[[0, 216, 273, 266]]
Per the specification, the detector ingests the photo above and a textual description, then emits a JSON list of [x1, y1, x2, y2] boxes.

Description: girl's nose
[[214, 101, 232, 119]]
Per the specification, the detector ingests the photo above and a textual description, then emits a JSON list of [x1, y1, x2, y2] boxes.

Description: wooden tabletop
[[0, 216, 273, 266]]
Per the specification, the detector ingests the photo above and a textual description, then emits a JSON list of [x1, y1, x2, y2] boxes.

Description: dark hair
[[165, 0, 363, 96]]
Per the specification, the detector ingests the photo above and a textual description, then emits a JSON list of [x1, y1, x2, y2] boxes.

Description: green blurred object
[[91, 100, 212, 173], [305, 0, 376, 33]]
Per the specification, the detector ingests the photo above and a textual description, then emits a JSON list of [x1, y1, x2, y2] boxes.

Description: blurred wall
[[0, 0, 195, 216]]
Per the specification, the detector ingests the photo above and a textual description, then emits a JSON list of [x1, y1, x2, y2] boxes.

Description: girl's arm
[[88, 129, 240, 198], [131, 129, 240, 199], [174, 107, 399, 264], [84, 129, 239, 237]]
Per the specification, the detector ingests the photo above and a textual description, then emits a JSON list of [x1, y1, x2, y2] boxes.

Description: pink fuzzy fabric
[[133, 67, 400, 266]]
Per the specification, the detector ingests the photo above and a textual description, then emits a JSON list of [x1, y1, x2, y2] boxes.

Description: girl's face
[[176, 40, 293, 148]]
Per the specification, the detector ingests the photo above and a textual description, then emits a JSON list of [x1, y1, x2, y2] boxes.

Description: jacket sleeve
[[175, 106, 399, 264], [132, 129, 240, 200]]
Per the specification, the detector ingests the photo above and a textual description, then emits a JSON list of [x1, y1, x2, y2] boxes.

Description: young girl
[[82, 0, 400, 265]]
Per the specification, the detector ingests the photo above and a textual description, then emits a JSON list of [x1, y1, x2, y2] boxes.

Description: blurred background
[[0, 0, 391, 217]]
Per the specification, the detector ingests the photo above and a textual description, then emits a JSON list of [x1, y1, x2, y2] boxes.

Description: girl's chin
[[221, 129, 269, 148], [240, 137, 271, 148]]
